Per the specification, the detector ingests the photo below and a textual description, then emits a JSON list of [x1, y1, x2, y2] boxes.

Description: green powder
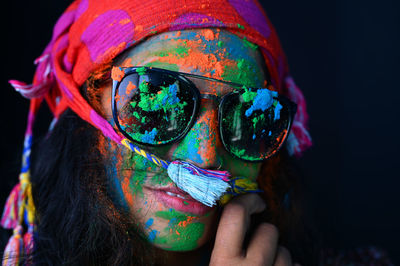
[[133, 111, 140, 120], [243, 37, 259, 50], [136, 81, 187, 113], [231, 147, 258, 161], [121, 155, 150, 198], [154, 209, 205, 251], [217, 40, 224, 47], [221, 59, 261, 87], [155, 42, 189, 59], [136, 67, 147, 76], [138, 80, 149, 93], [237, 24, 245, 29], [242, 88, 257, 102], [144, 61, 179, 72], [252, 114, 265, 129]]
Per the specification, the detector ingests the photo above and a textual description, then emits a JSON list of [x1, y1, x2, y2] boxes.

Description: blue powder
[[166, 83, 180, 105], [168, 217, 178, 228], [141, 128, 158, 144], [148, 230, 159, 242], [273, 102, 283, 120], [252, 133, 256, 140], [245, 89, 278, 117], [145, 218, 154, 229]]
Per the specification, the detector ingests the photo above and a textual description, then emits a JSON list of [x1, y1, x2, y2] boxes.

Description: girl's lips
[[144, 185, 214, 216]]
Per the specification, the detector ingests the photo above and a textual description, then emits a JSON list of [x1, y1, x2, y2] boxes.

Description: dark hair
[[30, 109, 154, 265]]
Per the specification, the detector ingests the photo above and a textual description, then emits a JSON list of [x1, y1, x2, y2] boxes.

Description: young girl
[[1, 0, 313, 265]]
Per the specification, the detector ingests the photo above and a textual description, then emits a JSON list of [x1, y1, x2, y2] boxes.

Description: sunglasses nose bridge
[[172, 99, 222, 169]]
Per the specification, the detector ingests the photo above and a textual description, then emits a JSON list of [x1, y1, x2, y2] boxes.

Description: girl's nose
[[171, 98, 221, 169]]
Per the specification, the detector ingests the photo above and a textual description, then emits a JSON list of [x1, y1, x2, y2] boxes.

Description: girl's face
[[98, 29, 268, 251]]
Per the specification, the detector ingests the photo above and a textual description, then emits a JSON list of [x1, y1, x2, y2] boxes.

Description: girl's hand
[[210, 194, 299, 266]]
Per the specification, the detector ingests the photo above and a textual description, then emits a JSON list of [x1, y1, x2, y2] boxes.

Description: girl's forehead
[[114, 29, 269, 90]]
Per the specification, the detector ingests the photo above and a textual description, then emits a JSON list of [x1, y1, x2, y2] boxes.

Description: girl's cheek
[[220, 152, 262, 182]]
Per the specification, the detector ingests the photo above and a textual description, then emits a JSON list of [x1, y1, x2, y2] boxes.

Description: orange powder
[[121, 57, 134, 67], [121, 176, 134, 207], [126, 81, 137, 95], [202, 29, 215, 41], [196, 108, 222, 164], [177, 215, 198, 227], [119, 18, 131, 25], [111, 66, 125, 81], [155, 39, 238, 86]]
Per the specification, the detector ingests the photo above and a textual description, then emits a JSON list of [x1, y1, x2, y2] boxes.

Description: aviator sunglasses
[[111, 66, 297, 162]]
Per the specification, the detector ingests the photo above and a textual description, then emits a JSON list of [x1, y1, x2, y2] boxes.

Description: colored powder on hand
[[245, 89, 278, 117]]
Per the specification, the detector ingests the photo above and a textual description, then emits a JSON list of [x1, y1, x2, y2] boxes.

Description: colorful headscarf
[[2, 0, 311, 264]]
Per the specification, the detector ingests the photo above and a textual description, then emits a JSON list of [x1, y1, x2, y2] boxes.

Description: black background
[[1, 0, 399, 263]]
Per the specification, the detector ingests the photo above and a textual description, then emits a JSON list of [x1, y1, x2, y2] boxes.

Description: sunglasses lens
[[220, 89, 293, 161], [114, 70, 197, 145]]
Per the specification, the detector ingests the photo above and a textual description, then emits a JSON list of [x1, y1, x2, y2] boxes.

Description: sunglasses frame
[[111, 66, 297, 162]]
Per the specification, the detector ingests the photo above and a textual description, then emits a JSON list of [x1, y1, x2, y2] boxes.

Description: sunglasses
[[111, 66, 297, 162]]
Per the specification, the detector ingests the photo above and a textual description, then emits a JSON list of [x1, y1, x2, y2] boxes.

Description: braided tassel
[[23, 224, 34, 265], [1, 99, 40, 265], [219, 177, 262, 205], [2, 225, 24, 266], [1, 184, 22, 229], [167, 161, 231, 207]]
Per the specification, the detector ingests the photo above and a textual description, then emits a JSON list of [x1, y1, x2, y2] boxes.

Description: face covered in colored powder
[[96, 29, 269, 251]]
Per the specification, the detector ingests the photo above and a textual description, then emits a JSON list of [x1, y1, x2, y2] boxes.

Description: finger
[[273, 246, 292, 266], [246, 223, 279, 265], [213, 194, 266, 258]]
